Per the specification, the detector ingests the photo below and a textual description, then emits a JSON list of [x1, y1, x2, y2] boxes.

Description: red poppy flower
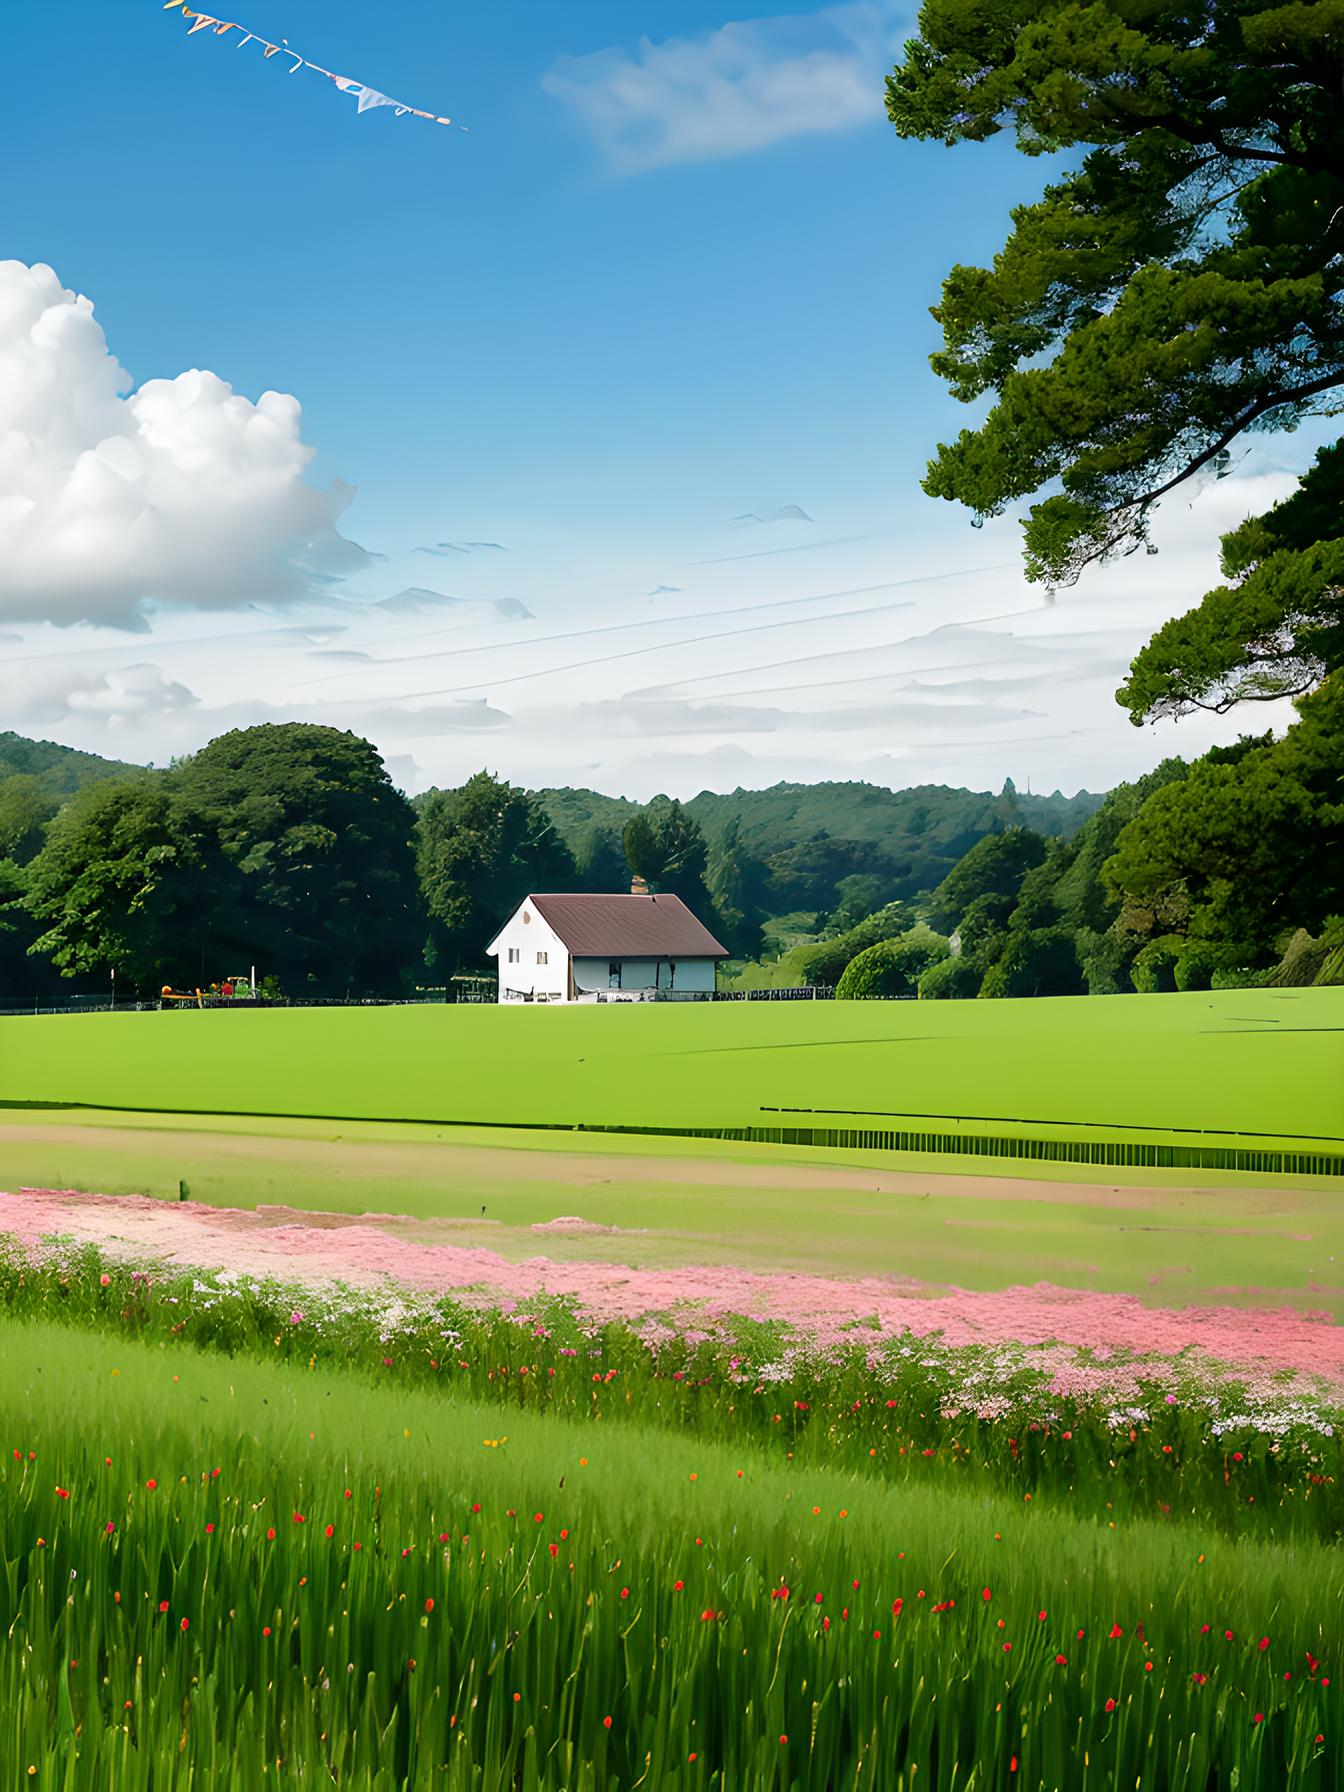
[[1105, 1698, 1116, 1714]]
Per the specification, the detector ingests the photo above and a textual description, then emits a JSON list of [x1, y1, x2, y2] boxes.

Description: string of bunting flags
[[161, 2, 462, 129]]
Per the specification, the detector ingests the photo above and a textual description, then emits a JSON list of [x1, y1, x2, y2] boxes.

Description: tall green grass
[[1, 1317, 1339, 1788]]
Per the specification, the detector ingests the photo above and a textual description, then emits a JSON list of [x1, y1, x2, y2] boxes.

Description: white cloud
[[0, 658, 197, 728], [0, 261, 370, 630], [542, 2, 902, 173]]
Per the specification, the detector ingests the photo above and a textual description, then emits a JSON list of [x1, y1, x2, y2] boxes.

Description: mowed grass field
[[1, 987, 1340, 1151]]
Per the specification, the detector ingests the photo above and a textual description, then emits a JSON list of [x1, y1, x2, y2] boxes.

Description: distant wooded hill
[[0, 732, 140, 797], [539, 779, 1102, 912]]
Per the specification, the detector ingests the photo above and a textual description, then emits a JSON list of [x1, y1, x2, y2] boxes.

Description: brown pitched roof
[[527, 892, 728, 958]]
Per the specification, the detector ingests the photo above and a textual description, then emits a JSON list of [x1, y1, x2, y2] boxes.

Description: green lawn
[[1, 987, 1339, 1152]]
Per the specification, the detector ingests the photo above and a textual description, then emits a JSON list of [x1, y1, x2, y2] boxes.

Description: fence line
[[575, 1120, 1343, 1180], [0, 996, 452, 1017], [0, 984, 862, 1015]]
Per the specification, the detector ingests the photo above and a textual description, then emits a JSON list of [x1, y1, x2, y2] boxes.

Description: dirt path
[[4, 1185, 1340, 1390]]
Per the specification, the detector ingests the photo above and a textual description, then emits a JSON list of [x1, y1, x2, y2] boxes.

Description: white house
[[486, 888, 729, 1004]]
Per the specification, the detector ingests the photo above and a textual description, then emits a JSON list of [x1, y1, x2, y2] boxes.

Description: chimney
[[630, 873, 650, 896]]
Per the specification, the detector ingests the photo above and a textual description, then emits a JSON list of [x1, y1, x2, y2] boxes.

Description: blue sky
[[0, 0, 1309, 796]]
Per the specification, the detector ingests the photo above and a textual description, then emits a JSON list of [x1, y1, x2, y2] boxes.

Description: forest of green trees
[[0, 710, 1337, 1005]]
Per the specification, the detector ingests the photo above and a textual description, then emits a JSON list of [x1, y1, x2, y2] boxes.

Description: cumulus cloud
[[543, 2, 901, 173], [0, 658, 197, 728], [0, 261, 371, 629]]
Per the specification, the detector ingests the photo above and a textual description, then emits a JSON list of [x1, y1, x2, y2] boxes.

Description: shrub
[[836, 925, 949, 999], [916, 955, 982, 1000], [978, 926, 1083, 998], [1130, 936, 1183, 994], [794, 903, 912, 987], [1173, 941, 1226, 992], [1210, 963, 1272, 990], [1077, 929, 1134, 995]]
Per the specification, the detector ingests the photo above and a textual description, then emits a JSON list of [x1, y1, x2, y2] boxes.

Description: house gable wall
[[487, 901, 569, 1003]]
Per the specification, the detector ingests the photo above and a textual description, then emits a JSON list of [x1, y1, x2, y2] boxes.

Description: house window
[[507, 947, 520, 964], [536, 950, 548, 965], [608, 961, 622, 989]]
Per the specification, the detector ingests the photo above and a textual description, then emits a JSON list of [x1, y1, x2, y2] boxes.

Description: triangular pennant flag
[[165, 5, 459, 132]]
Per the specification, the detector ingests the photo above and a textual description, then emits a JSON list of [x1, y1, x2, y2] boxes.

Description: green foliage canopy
[[0, 776, 59, 866], [175, 725, 421, 993], [1103, 672, 1344, 953], [889, 0, 1344, 723], [418, 771, 574, 972], [26, 778, 199, 990], [926, 826, 1047, 932]]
